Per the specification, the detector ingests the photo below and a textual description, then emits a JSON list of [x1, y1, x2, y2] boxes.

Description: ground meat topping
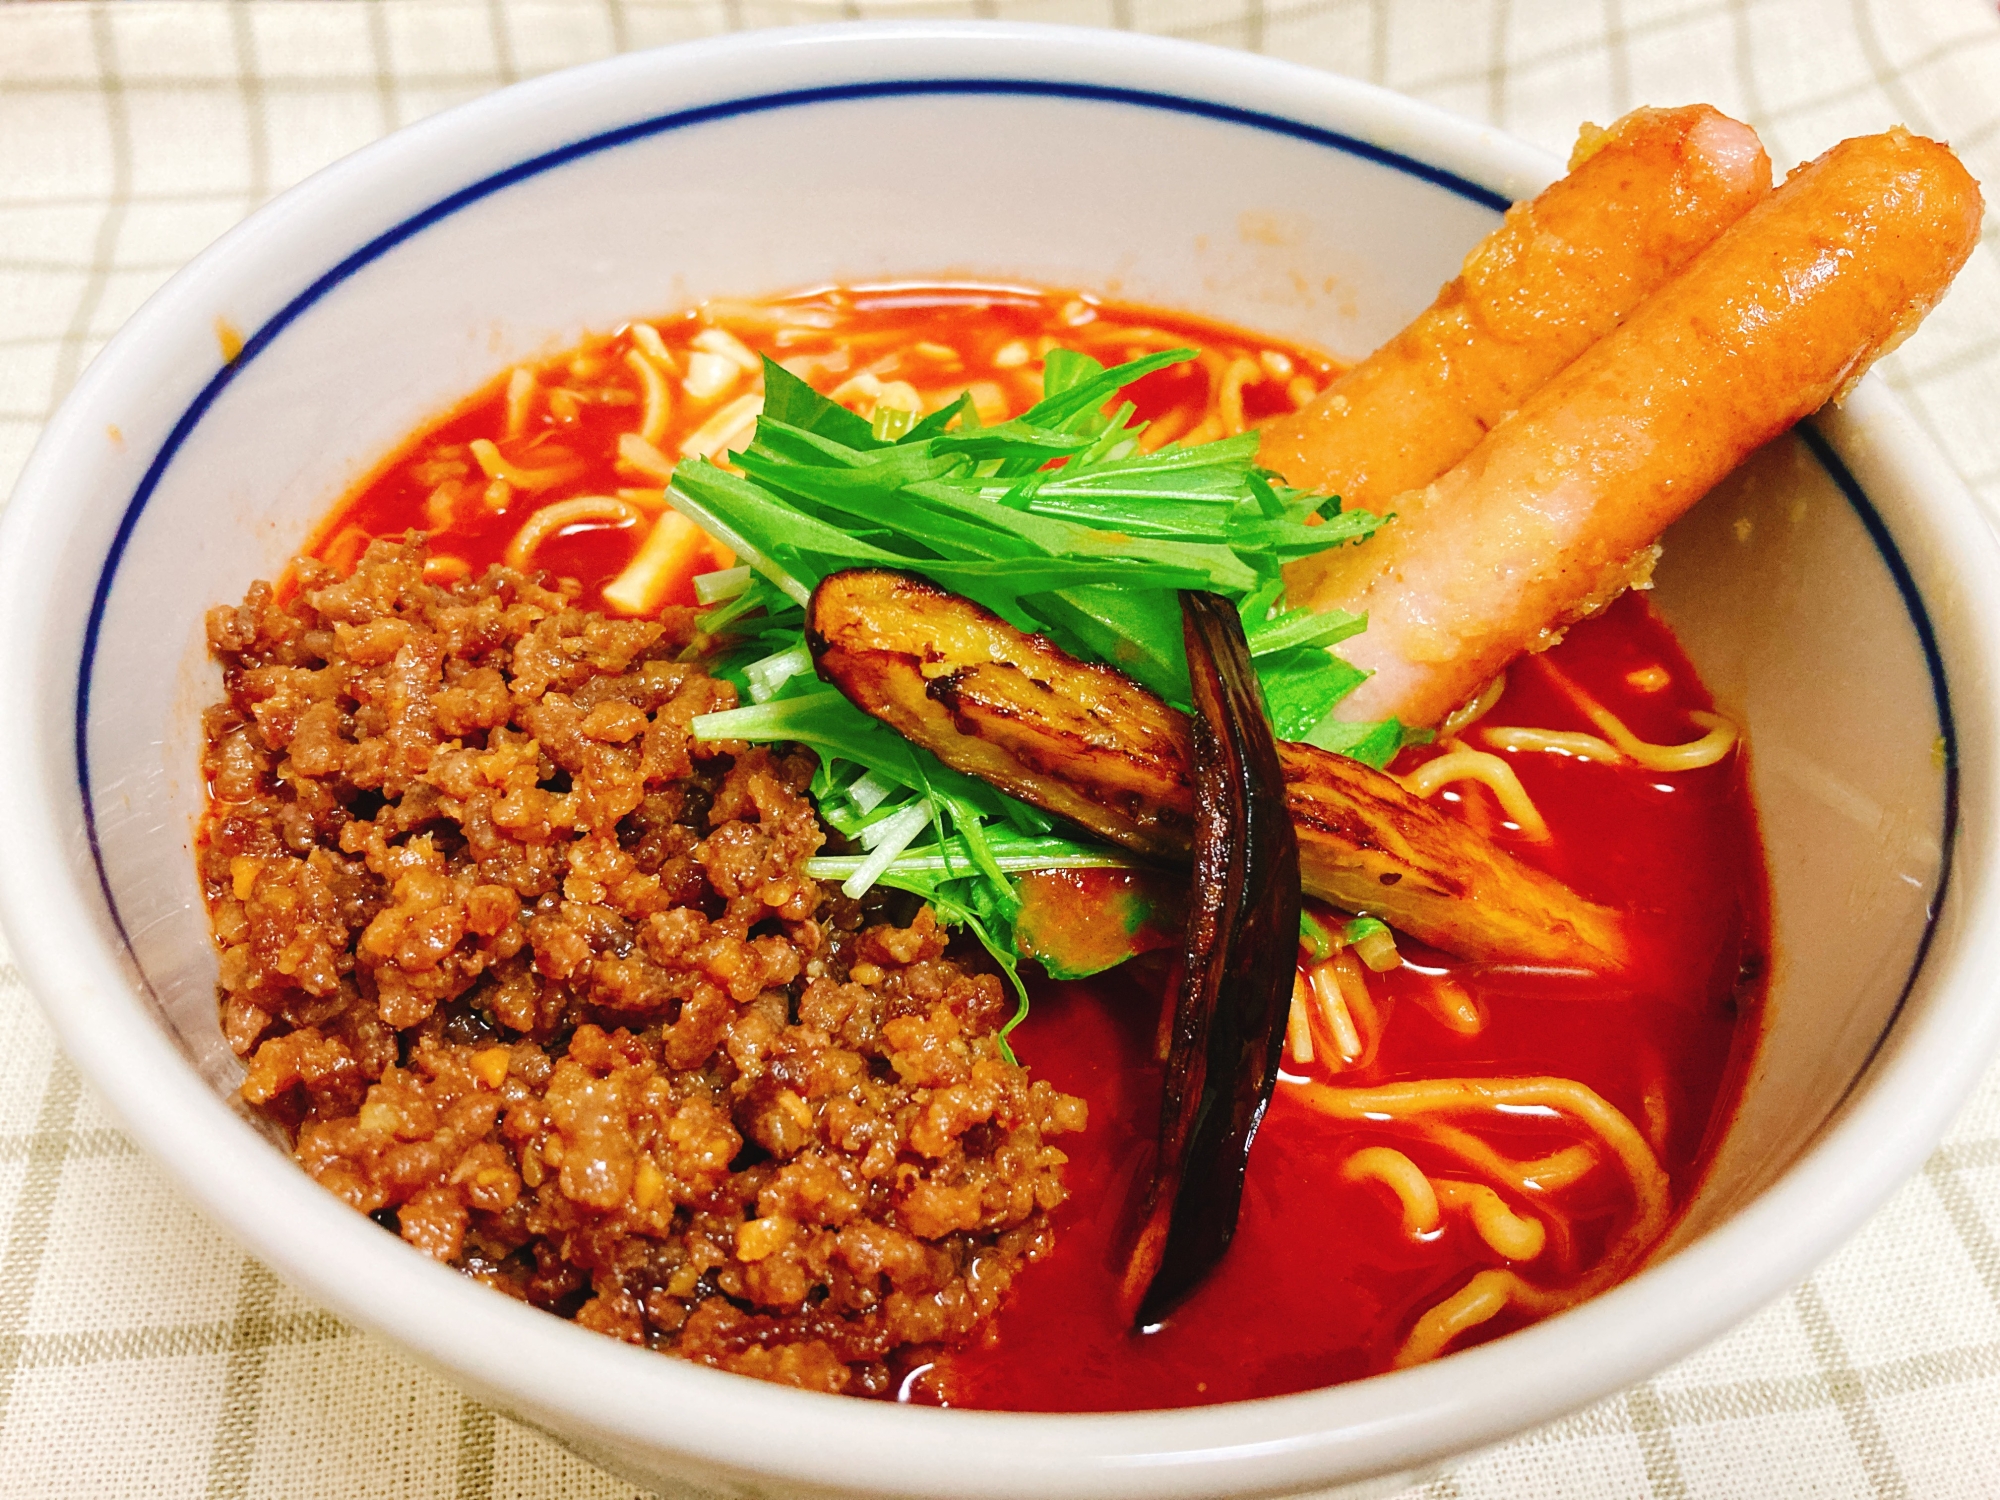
[[200, 538, 1085, 1396]]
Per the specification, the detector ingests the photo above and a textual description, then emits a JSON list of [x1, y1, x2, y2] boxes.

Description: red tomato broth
[[919, 592, 1765, 1411], [310, 285, 1338, 611], [300, 285, 1766, 1412]]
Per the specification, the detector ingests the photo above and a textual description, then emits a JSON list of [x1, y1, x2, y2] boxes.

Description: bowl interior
[[1648, 429, 1946, 1244], [0, 30, 1968, 1500]]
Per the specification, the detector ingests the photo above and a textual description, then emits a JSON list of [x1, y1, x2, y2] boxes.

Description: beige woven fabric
[[3, 1, 2000, 1495]]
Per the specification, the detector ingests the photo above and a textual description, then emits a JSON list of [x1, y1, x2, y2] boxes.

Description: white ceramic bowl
[[2, 23, 1998, 1500]]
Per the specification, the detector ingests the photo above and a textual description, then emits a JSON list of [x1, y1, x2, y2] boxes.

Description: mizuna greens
[[675, 350, 1413, 1025]]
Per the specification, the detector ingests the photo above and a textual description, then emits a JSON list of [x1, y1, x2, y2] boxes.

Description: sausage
[[1263, 104, 1772, 531], [1302, 128, 1982, 730]]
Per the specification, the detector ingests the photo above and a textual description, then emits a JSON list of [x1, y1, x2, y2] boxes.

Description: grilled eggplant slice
[[807, 568, 1629, 971], [1124, 591, 1301, 1327]]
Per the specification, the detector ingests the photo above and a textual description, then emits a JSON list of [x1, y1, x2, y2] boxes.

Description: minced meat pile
[[197, 537, 1086, 1396]]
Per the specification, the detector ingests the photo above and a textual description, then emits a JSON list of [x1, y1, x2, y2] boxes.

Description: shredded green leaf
[[1299, 909, 1340, 963], [678, 350, 1420, 1030], [1344, 915, 1390, 945]]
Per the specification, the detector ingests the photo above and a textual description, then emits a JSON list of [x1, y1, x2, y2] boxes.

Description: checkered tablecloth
[[5, 2, 2000, 1495]]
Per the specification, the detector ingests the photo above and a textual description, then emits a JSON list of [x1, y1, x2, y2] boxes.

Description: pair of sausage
[[1267, 109, 1983, 730]]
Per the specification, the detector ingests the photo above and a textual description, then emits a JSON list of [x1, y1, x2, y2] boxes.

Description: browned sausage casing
[[1264, 103, 1772, 531], [1302, 128, 1983, 729]]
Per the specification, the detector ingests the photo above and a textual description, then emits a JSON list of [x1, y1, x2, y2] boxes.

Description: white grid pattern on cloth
[[3, 1, 2000, 1495]]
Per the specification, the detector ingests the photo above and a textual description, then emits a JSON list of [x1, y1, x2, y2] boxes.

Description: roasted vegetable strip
[[808, 567, 1189, 856], [1125, 593, 1301, 1326], [808, 568, 1629, 971]]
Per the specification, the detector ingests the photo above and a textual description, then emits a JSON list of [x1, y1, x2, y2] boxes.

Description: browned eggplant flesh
[[806, 567, 1630, 972]]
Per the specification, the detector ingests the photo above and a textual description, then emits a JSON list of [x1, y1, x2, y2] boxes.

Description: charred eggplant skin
[[1124, 592, 1302, 1327], [807, 568, 1629, 971]]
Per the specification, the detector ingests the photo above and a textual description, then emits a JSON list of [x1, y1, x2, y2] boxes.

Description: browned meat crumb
[[198, 537, 1085, 1396]]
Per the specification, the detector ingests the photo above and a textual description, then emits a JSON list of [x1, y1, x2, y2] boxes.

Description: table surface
[[5, 1, 2000, 1496]]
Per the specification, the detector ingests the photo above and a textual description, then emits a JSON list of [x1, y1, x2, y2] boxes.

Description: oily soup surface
[[208, 285, 1764, 1410]]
